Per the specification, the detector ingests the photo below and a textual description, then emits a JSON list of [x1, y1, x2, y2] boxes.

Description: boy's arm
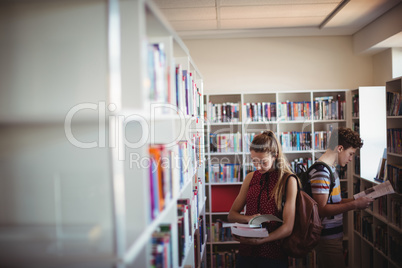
[[313, 193, 374, 217]]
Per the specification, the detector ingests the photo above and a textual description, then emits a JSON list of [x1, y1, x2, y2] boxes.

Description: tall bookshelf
[[0, 1, 206, 268], [203, 90, 350, 268], [351, 84, 402, 268]]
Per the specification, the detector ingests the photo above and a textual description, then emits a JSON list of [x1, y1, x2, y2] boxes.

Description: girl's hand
[[245, 213, 261, 223], [233, 234, 266, 245]]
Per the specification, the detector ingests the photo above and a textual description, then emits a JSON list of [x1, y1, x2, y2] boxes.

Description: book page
[[248, 214, 283, 227], [230, 225, 269, 238], [354, 180, 395, 199]]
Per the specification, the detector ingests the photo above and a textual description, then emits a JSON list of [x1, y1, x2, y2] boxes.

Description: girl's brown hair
[[250, 130, 296, 210]]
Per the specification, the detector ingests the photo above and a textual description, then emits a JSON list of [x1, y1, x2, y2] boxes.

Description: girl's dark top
[[238, 169, 286, 260]]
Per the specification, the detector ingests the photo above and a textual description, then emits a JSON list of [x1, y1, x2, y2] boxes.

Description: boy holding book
[[310, 127, 374, 268]]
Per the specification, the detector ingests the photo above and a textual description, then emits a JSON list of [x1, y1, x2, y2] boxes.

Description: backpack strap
[[281, 173, 299, 210], [308, 161, 335, 204]]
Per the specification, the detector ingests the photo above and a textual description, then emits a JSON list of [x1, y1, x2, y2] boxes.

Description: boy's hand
[[354, 196, 374, 210]]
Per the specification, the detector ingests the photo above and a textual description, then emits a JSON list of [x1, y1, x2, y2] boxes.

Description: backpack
[[281, 174, 323, 258], [296, 161, 335, 203]]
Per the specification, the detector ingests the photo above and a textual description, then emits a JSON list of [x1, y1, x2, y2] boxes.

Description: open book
[[223, 214, 283, 238], [354, 180, 395, 199]]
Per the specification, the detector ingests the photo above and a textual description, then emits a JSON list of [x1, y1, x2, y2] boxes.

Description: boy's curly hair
[[328, 127, 363, 150]]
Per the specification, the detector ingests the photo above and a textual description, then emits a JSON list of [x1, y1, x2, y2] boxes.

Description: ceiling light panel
[[220, 17, 323, 29], [153, 0, 216, 8], [160, 7, 217, 21], [220, 4, 338, 19], [170, 20, 218, 31], [220, 0, 341, 6]]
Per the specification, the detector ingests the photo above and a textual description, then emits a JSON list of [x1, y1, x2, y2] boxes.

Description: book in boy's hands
[[223, 214, 283, 238], [353, 180, 395, 200]]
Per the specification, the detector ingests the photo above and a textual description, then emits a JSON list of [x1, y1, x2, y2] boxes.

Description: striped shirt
[[309, 164, 343, 239]]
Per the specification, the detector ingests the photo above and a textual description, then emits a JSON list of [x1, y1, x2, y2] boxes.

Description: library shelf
[[204, 90, 349, 268], [352, 82, 402, 268], [0, 1, 206, 268]]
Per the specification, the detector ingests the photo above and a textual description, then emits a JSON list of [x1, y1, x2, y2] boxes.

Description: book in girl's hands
[[248, 214, 283, 227], [222, 214, 283, 238]]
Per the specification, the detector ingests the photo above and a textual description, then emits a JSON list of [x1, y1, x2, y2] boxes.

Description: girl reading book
[[228, 130, 298, 268]]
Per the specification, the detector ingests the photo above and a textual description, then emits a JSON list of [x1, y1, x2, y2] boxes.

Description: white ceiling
[[153, 0, 402, 40]]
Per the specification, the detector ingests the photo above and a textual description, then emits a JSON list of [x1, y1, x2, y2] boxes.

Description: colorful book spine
[[148, 43, 167, 103], [279, 131, 311, 151], [151, 224, 172, 268], [209, 132, 242, 153], [313, 96, 345, 120], [277, 101, 311, 121]]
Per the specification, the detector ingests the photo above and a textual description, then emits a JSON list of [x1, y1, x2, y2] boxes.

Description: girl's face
[[250, 150, 276, 174], [337, 146, 356, 167]]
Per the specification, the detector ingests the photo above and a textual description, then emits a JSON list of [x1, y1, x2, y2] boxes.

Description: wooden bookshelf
[[0, 1, 206, 267]]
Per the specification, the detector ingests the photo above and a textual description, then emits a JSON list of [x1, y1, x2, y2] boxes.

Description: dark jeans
[[236, 255, 288, 268]]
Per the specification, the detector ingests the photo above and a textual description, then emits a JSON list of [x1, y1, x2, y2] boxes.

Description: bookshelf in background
[[0, 1, 207, 268], [204, 90, 348, 268], [352, 83, 402, 268]]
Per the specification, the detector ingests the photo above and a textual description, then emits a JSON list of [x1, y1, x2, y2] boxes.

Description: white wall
[[184, 36, 374, 94], [392, 47, 402, 78], [373, 48, 393, 85]]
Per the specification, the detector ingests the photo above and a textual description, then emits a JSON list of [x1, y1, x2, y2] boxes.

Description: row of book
[[387, 128, 402, 155], [280, 131, 312, 152], [147, 43, 204, 118], [390, 198, 402, 229], [206, 102, 240, 123], [206, 98, 347, 123], [386, 91, 402, 116], [151, 224, 172, 268], [209, 164, 242, 183], [354, 155, 361, 175], [354, 211, 362, 233], [352, 94, 359, 117], [288, 251, 317, 268], [313, 130, 332, 150], [208, 250, 238, 268], [149, 141, 198, 220], [313, 96, 346, 120], [176, 65, 202, 117], [209, 133, 242, 153], [148, 43, 168, 104], [389, 235, 402, 265], [244, 102, 277, 122], [211, 131, 339, 153], [207, 220, 233, 242], [290, 157, 313, 174], [278, 101, 311, 121], [151, 213, 205, 267], [179, 197, 205, 267], [374, 225, 388, 255], [361, 216, 374, 243], [387, 164, 402, 194], [376, 196, 388, 217]]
